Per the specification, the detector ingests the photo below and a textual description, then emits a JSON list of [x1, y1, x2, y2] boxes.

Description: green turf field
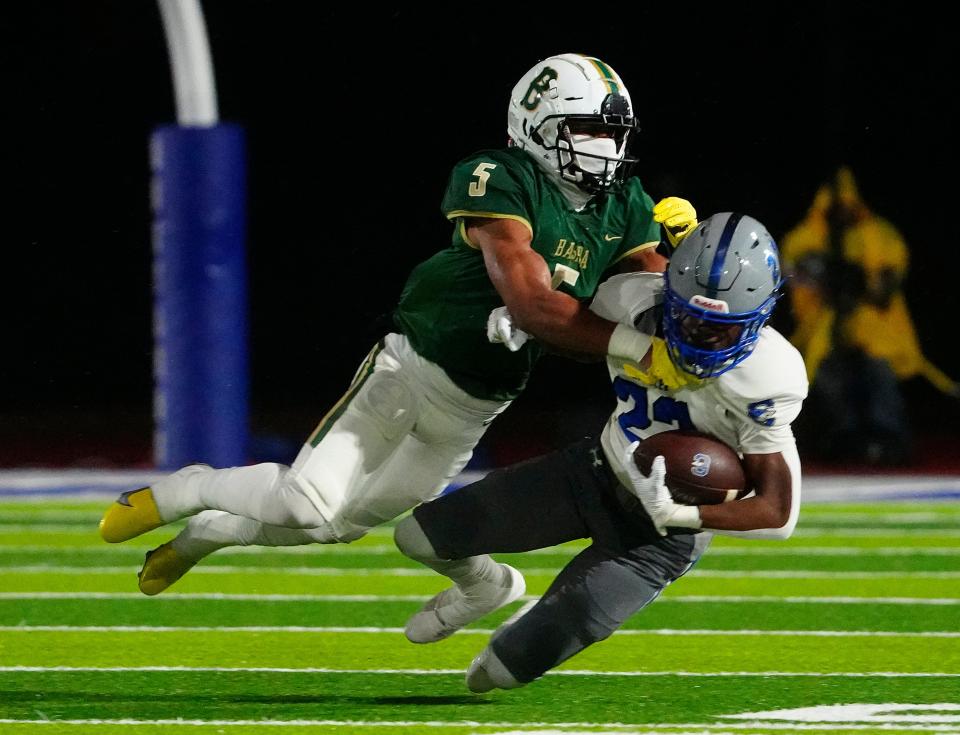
[[1, 499, 958, 735]]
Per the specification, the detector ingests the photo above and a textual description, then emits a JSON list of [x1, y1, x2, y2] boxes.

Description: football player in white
[[394, 212, 808, 692], [97, 53, 697, 601]]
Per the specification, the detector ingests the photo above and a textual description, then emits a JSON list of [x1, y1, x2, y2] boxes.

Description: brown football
[[633, 430, 750, 506]]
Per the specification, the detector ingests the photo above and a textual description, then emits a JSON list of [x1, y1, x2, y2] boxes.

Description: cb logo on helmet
[[522, 68, 557, 110]]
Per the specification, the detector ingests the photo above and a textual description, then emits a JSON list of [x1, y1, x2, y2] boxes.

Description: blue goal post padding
[[151, 123, 249, 469]]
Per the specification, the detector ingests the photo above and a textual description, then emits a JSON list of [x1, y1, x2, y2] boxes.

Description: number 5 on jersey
[[469, 163, 497, 197]]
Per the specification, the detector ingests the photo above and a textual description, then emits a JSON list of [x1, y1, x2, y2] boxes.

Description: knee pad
[[393, 516, 440, 563], [270, 466, 331, 529], [354, 373, 417, 440], [565, 586, 621, 646]]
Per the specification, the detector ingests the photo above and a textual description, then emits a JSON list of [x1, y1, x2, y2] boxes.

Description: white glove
[[486, 306, 530, 352], [621, 441, 701, 535]]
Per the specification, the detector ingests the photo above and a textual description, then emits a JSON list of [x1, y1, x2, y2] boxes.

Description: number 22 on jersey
[[612, 376, 695, 440]]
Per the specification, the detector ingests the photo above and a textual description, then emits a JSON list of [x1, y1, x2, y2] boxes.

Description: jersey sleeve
[[720, 329, 809, 455], [589, 272, 664, 324], [441, 150, 535, 236], [733, 392, 804, 454], [614, 180, 660, 262]]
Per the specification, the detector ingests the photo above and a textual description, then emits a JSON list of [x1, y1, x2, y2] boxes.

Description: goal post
[[152, 0, 249, 469]]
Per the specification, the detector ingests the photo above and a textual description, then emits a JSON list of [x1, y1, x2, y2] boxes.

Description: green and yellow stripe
[[445, 210, 534, 248], [585, 56, 620, 94], [307, 341, 383, 447]]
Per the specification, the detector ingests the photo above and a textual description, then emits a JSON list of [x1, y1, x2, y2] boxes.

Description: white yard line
[[4, 564, 960, 579], [4, 625, 959, 638], [800, 512, 960, 522], [793, 528, 960, 537], [5, 523, 960, 537], [0, 717, 957, 733], [3, 666, 959, 677], [0, 523, 398, 538], [2, 591, 958, 604], [707, 547, 960, 556], [4, 544, 960, 556]]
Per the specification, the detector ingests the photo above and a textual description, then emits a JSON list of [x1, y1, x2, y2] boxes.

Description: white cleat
[[404, 564, 525, 644], [466, 643, 523, 693]]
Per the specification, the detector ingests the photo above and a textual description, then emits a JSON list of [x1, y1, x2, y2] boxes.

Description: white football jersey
[[593, 272, 809, 490]]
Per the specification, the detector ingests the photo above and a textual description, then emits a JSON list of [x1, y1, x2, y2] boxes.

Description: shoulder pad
[[719, 327, 808, 404]]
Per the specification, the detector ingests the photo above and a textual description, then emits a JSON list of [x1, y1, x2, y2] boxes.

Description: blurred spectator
[[782, 166, 958, 465]]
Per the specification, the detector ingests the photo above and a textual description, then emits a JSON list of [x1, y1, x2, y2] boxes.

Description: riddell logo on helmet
[[690, 295, 730, 313]]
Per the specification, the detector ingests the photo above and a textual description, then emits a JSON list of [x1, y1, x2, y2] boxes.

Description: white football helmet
[[507, 53, 638, 193]]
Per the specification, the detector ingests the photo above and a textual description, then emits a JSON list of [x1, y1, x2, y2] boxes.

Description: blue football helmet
[[663, 212, 783, 378]]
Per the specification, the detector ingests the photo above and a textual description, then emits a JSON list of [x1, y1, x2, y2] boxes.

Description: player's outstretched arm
[[469, 217, 648, 361]]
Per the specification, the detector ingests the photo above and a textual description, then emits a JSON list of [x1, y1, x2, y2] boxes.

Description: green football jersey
[[393, 147, 659, 401]]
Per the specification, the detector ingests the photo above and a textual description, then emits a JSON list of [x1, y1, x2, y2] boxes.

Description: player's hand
[[621, 442, 682, 536], [486, 306, 530, 352], [653, 197, 698, 249]]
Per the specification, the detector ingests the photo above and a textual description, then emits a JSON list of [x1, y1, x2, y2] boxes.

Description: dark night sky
[[1, 3, 956, 466]]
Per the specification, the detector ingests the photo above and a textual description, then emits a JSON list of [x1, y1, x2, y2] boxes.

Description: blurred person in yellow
[[781, 166, 958, 464]]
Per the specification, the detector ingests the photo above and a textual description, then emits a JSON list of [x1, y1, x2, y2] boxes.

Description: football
[[633, 430, 749, 506]]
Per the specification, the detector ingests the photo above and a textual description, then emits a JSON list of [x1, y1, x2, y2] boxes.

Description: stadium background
[[2, 2, 956, 470]]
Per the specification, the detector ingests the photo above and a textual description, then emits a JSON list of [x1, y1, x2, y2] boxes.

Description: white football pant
[[161, 332, 509, 552]]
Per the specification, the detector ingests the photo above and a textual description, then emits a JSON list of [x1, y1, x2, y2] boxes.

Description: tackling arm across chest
[[470, 217, 626, 356]]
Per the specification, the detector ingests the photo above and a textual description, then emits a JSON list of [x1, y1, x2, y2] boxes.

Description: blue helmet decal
[[706, 213, 743, 299], [748, 399, 777, 426], [766, 248, 781, 285]]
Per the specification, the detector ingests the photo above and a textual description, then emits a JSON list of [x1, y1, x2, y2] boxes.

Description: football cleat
[[466, 643, 523, 693], [138, 541, 196, 596], [99, 487, 163, 543], [99, 464, 211, 543], [404, 564, 526, 644]]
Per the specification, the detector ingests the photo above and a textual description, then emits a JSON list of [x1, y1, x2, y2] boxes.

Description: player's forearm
[[617, 246, 667, 274], [699, 495, 792, 537], [512, 296, 619, 356], [515, 296, 654, 363], [481, 233, 644, 358], [704, 447, 801, 540]]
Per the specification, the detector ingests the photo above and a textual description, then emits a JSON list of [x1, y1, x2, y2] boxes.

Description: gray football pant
[[409, 439, 712, 683], [491, 536, 710, 683]]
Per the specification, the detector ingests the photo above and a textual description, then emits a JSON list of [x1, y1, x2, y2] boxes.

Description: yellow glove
[[654, 197, 698, 248]]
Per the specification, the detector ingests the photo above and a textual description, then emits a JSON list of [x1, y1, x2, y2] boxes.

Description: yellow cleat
[[138, 542, 196, 596], [99, 487, 163, 543]]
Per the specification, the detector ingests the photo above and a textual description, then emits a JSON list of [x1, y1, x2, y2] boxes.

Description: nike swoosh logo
[[604, 234, 622, 241]]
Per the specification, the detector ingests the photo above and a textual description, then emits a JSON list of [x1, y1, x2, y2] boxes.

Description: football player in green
[[99, 54, 698, 614]]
